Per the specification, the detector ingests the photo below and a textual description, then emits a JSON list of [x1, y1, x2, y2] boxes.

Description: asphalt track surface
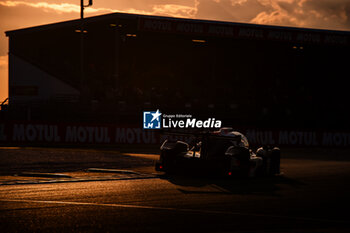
[[0, 147, 350, 233]]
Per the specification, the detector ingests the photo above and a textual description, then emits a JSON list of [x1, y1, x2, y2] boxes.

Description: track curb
[[16, 172, 72, 178], [86, 168, 140, 174]]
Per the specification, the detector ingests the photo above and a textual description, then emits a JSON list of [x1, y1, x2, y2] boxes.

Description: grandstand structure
[[4, 12, 350, 128]]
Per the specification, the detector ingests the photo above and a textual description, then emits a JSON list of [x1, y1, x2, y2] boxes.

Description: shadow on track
[[161, 174, 304, 196]]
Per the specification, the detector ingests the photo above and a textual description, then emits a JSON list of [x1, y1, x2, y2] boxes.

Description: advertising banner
[[138, 16, 349, 46], [1, 121, 349, 147]]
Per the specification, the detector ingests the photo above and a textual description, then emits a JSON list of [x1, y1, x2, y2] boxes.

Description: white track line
[[1, 199, 348, 224]]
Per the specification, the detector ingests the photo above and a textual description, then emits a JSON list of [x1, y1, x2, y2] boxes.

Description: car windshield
[[232, 131, 249, 148], [216, 129, 249, 148]]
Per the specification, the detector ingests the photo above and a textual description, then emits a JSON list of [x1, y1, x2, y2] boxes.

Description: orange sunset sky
[[0, 0, 350, 102]]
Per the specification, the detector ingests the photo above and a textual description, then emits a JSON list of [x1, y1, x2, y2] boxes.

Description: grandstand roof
[[5, 12, 350, 46]]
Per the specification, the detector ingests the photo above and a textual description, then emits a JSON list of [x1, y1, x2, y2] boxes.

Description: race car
[[155, 127, 280, 177]]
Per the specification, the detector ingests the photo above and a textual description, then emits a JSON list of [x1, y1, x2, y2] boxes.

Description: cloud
[[0, 55, 7, 68], [110, 4, 198, 18], [0, 1, 199, 19], [0, 1, 115, 14], [250, 0, 350, 30], [195, 0, 269, 23], [0, 55, 8, 101], [1, 0, 349, 30], [152, 4, 198, 18], [194, 0, 350, 30]]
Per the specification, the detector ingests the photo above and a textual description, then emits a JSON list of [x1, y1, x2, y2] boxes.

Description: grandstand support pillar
[[80, 0, 84, 19], [80, 22, 84, 86], [211, 46, 217, 81], [79, 19, 86, 104], [114, 26, 121, 89], [80, 0, 85, 102], [79, 0, 92, 104]]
